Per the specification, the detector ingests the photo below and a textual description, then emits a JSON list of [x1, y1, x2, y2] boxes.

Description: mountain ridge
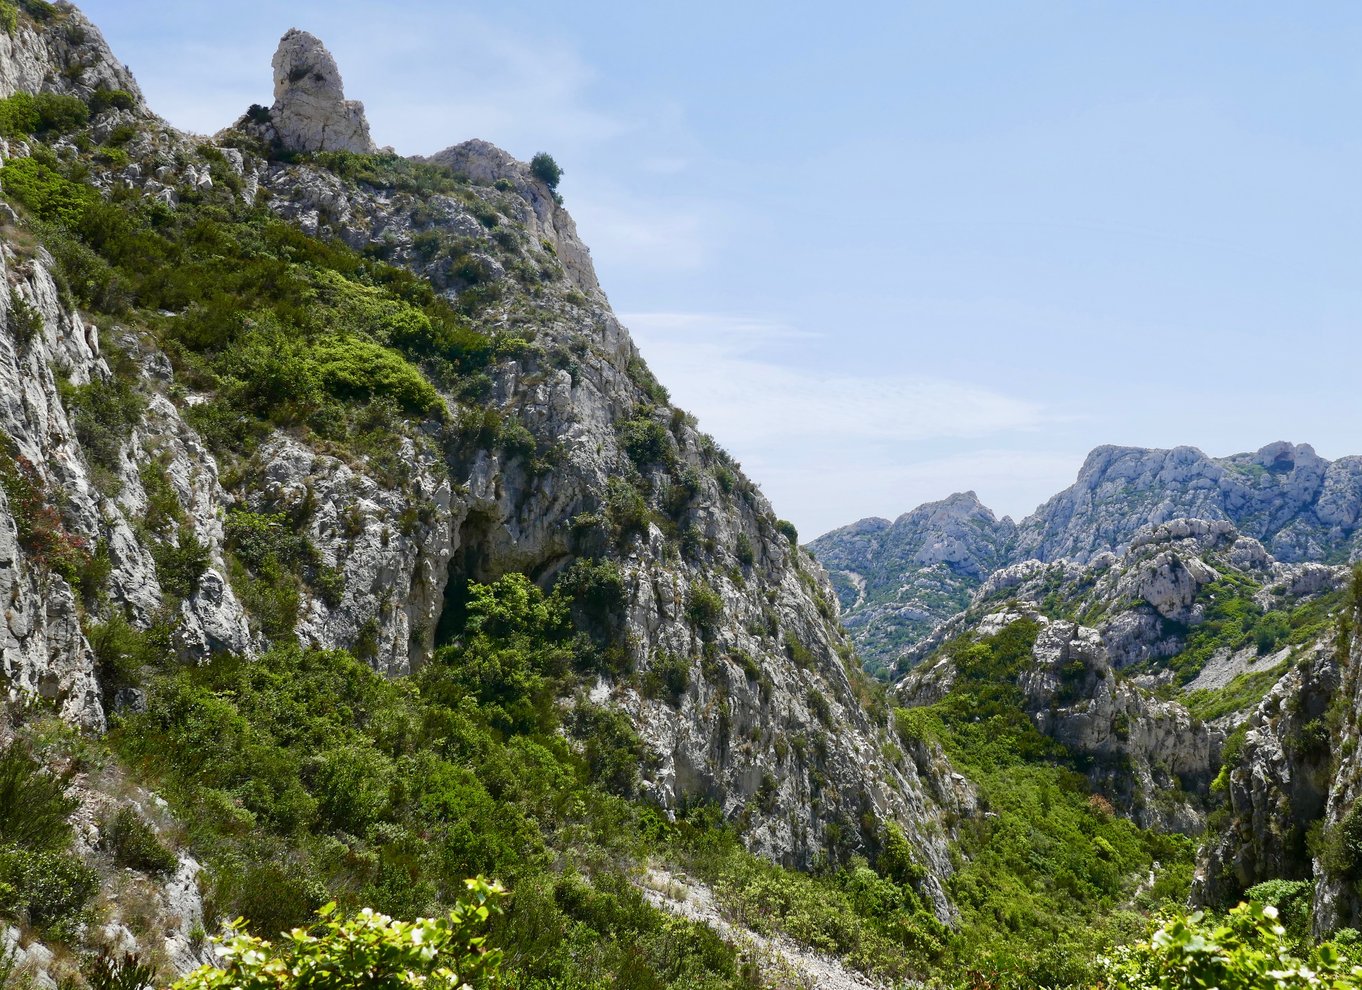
[[812, 441, 1362, 673]]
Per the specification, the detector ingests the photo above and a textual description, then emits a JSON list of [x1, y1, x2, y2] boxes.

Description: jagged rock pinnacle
[[268, 28, 375, 154]]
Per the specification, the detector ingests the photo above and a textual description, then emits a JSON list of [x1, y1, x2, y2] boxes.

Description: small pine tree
[[530, 151, 562, 190]]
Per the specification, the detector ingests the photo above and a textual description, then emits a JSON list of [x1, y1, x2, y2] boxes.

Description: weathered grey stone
[[268, 29, 375, 154]]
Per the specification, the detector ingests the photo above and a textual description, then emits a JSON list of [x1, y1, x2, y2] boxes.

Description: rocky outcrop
[[0, 4, 142, 106], [814, 445, 1362, 670], [1193, 636, 1338, 908], [254, 29, 375, 154], [902, 611, 1218, 831], [1015, 443, 1362, 566], [807, 492, 1015, 673], [897, 516, 1339, 684]]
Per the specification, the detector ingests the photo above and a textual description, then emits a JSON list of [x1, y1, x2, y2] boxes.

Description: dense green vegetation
[[1, 60, 1358, 990], [172, 884, 506, 990], [0, 741, 98, 940], [1162, 575, 1342, 687], [1101, 895, 1362, 989], [0, 139, 491, 474], [893, 620, 1196, 988]]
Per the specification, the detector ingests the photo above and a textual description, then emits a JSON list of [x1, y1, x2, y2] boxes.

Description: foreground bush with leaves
[[172, 880, 505, 990], [1101, 901, 1362, 989]]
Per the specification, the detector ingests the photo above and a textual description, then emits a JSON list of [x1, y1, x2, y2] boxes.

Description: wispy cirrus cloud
[[621, 311, 1073, 536], [622, 311, 1047, 445]]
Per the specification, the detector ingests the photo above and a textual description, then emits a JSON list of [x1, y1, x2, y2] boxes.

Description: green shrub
[[83, 950, 158, 990], [0, 93, 88, 140], [60, 371, 143, 483], [529, 152, 562, 190], [566, 703, 653, 796], [0, 742, 76, 852], [102, 806, 177, 875], [1245, 878, 1314, 943], [225, 510, 314, 573], [7, 290, 41, 343], [643, 651, 690, 706], [172, 883, 505, 990], [0, 447, 93, 585], [88, 89, 137, 115], [0, 848, 99, 935], [775, 519, 799, 546], [310, 334, 443, 417], [152, 531, 211, 600], [806, 688, 832, 726], [1101, 901, 1360, 989], [209, 859, 327, 940], [618, 416, 671, 468], [604, 477, 649, 538], [735, 533, 755, 567], [686, 581, 724, 639], [0, 155, 95, 226], [555, 557, 625, 633]]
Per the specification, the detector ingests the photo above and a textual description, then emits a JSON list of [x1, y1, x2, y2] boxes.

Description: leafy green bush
[[618, 416, 672, 468], [554, 557, 625, 631], [173, 883, 505, 990], [686, 581, 723, 639], [0, 742, 76, 852], [60, 371, 143, 486], [642, 651, 690, 706], [0, 848, 99, 935], [88, 89, 137, 115], [1101, 901, 1361, 989], [566, 703, 652, 796], [529, 152, 562, 190], [151, 531, 211, 600], [310, 335, 443, 416], [7, 289, 41, 343], [102, 806, 177, 875], [0, 92, 89, 140], [0, 154, 94, 224], [734, 533, 755, 567], [604, 477, 649, 538], [775, 519, 799, 546]]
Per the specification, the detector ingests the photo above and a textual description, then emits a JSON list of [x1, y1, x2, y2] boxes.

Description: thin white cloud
[[621, 311, 1070, 536], [623, 311, 1047, 446], [571, 195, 717, 274]]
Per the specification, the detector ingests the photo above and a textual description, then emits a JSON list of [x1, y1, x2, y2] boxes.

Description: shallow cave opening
[[435, 509, 499, 646]]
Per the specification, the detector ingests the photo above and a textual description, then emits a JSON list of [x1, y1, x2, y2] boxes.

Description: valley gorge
[[0, 4, 1357, 989]]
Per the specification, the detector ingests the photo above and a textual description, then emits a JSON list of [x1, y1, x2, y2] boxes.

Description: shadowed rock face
[[269, 28, 375, 154]]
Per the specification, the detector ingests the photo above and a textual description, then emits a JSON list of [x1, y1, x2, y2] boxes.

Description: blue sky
[[79, 2, 1362, 537]]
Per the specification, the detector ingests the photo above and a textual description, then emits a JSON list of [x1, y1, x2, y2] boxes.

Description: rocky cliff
[[898, 516, 1347, 831], [1192, 578, 1362, 936], [0, 7, 964, 979], [815, 442, 1362, 672], [807, 492, 1015, 677]]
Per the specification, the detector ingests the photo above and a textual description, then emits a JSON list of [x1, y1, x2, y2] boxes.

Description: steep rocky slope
[[1189, 581, 1362, 936], [0, 6, 966, 982], [815, 442, 1362, 672], [807, 492, 1015, 677], [898, 517, 1346, 830]]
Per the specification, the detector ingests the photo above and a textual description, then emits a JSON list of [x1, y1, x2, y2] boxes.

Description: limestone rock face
[[0, 6, 142, 105], [903, 611, 1218, 832], [814, 445, 1362, 669], [268, 29, 374, 154], [807, 492, 1015, 673], [1016, 443, 1362, 565], [1192, 638, 1337, 909]]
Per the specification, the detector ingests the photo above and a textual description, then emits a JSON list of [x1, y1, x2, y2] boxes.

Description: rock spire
[[268, 28, 375, 154]]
